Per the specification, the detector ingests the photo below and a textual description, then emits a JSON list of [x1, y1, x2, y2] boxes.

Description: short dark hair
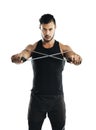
[[39, 14, 56, 25]]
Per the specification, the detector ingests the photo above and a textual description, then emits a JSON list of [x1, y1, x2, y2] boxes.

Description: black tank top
[[31, 40, 65, 95]]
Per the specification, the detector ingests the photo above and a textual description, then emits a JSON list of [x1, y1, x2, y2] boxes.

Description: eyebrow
[[43, 27, 53, 30]]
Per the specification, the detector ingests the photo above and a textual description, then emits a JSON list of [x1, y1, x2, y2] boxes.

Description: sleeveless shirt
[[31, 40, 65, 95]]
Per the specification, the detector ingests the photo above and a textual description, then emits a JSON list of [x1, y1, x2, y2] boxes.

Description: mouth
[[42, 34, 54, 42], [45, 35, 51, 39]]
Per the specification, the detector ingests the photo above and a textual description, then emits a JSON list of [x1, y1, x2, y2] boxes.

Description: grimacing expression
[[40, 22, 56, 42]]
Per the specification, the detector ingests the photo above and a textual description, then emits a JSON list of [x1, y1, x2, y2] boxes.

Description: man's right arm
[[11, 43, 37, 64]]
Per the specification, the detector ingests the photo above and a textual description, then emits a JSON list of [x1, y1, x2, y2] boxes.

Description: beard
[[42, 34, 55, 43]]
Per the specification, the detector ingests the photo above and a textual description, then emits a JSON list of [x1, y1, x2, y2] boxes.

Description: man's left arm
[[60, 43, 82, 65]]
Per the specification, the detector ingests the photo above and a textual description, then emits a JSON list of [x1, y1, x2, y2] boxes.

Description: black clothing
[[28, 40, 66, 130], [28, 94, 66, 130], [31, 40, 65, 95]]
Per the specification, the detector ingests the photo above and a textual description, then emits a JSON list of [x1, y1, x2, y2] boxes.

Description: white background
[[0, 0, 96, 130]]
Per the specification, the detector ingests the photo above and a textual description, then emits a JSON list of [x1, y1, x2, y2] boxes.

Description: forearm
[[64, 51, 75, 62], [11, 49, 31, 64], [65, 51, 82, 65], [61, 44, 82, 65]]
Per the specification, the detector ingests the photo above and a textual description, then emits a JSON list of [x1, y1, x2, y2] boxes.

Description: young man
[[11, 14, 82, 130]]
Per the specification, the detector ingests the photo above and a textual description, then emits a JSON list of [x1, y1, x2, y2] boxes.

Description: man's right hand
[[11, 43, 37, 64], [11, 54, 22, 64]]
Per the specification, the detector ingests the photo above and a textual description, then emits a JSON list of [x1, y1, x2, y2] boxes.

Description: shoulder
[[59, 42, 73, 52], [26, 40, 42, 50], [25, 42, 38, 51]]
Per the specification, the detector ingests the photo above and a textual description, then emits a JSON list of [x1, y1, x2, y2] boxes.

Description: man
[[11, 14, 82, 130]]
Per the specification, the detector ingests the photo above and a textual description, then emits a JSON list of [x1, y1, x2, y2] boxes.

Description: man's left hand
[[69, 54, 82, 65]]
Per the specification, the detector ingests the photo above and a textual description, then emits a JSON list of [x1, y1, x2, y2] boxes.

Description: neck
[[42, 39, 55, 48]]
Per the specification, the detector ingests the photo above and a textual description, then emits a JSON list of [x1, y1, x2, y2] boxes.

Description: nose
[[46, 30, 50, 35]]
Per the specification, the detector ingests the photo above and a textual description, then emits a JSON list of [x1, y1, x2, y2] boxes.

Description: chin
[[44, 38, 53, 43], [44, 39, 51, 42]]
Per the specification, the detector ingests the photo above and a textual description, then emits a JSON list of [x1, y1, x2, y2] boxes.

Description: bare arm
[[59, 43, 82, 65], [11, 43, 37, 64]]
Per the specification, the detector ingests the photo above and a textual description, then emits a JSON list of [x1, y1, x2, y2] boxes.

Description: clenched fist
[[11, 54, 22, 64], [67, 54, 82, 65]]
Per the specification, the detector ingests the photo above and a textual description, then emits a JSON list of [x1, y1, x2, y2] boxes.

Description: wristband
[[21, 57, 27, 62]]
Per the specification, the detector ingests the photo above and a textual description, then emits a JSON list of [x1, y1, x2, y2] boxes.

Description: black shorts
[[28, 93, 66, 130]]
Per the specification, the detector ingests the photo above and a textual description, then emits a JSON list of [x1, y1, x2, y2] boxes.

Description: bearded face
[[40, 22, 56, 42]]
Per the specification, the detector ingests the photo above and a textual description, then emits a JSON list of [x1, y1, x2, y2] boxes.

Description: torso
[[31, 40, 65, 95]]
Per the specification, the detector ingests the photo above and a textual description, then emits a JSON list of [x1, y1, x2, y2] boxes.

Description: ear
[[55, 24, 56, 29], [39, 25, 41, 29]]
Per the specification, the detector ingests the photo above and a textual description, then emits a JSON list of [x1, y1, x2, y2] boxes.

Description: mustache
[[45, 35, 50, 37]]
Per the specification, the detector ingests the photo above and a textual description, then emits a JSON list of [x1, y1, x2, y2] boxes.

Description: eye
[[43, 28, 47, 31], [49, 28, 53, 31]]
